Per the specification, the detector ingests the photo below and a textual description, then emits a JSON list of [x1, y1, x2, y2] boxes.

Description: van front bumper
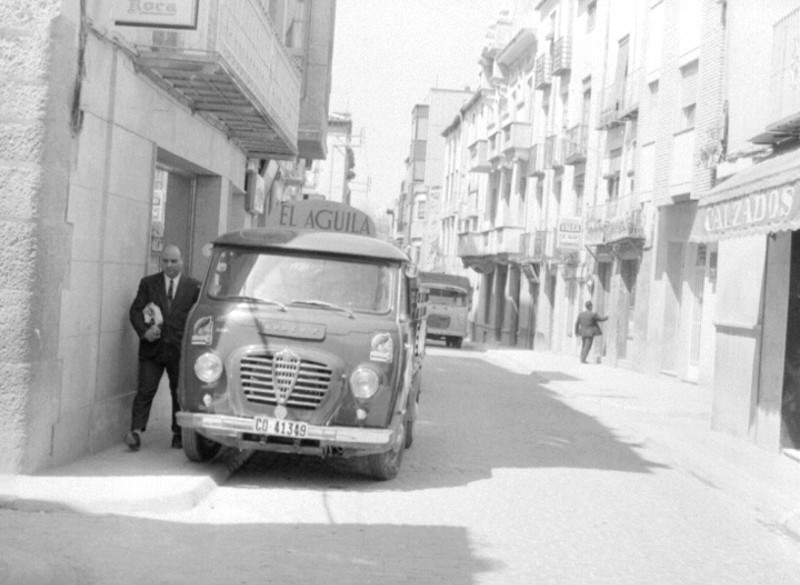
[[177, 411, 396, 452]]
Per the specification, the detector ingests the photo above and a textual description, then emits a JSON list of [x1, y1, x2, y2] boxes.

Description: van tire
[[367, 426, 404, 480], [182, 428, 222, 462], [454, 337, 463, 349]]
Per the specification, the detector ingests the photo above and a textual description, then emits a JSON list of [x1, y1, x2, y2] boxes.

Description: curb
[[0, 447, 252, 516]]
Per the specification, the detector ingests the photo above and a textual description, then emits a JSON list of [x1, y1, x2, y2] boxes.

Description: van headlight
[[350, 367, 380, 400], [194, 352, 223, 383]]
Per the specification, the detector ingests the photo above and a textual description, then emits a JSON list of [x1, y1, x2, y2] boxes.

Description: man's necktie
[[167, 278, 174, 311]]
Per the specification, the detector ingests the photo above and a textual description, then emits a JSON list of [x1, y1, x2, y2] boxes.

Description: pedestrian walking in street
[[574, 300, 608, 364], [125, 245, 200, 451]]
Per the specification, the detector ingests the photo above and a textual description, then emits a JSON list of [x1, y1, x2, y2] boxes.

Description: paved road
[[2, 345, 800, 584]]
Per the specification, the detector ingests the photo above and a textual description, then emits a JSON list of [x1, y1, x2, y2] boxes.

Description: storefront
[[690, 148, 800, 453]]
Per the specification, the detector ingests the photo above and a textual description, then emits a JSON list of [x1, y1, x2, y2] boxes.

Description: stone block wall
[[0, 1, 75, 472]]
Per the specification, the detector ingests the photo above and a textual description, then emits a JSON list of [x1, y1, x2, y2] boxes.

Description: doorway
[[509, 266, 521, 346], [782, 231, 800, 448], [149, 166, 197, 277], [619, 258, 639, 360], [687, 244, 707, 381], [495, 265, 508, 343]]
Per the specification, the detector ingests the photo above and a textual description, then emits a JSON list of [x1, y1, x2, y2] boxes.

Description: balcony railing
[[489, 132, 503, 162], [459, 190, 479, 217], [769, 7, 800, 129], [130, 0, 301, 158], [502, 122, 532, 160], [552, 37, 572, 75], [621, 68, 642, 121], [519, 230, 548, 261], [458, 226, 524, 258], [457, 232, 482, 257], [564, 124, 588, 165], [468, 139, 491, 173], [599, 69, 642, 129], [534, 53, 552, 89], [606, 207, 645, 242], [544, 135, 564, 169], [598, 82, 624, 130], [528, 143, 545, 176]]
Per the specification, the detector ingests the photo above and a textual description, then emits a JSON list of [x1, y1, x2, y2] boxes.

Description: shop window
[[417, 200, 426, 220]]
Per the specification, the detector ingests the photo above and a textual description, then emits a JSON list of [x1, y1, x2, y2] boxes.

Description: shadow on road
[[0, 511, 497, 585], [229, 352, 665, 491]]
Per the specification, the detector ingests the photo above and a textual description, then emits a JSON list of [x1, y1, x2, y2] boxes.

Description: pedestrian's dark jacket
[[129, 272, 200, 360], [575, 309, 608, 338]]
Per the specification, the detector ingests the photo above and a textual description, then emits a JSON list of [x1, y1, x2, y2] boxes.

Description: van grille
[[240, 353, 332, 410], [427, 314, 451, 329]]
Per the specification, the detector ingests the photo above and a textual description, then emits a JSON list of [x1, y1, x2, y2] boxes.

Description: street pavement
[[1, 344, 799, 538]]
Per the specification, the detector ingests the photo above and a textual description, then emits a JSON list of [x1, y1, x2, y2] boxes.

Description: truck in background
[[419, 272, 472, 349]]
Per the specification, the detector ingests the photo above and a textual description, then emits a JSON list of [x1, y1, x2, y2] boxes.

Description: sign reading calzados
[[701, 181, 799, 236]]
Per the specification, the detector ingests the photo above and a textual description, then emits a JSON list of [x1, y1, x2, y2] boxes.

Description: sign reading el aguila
[[702, 182, 799, 235], [267, 201, 376, 237]]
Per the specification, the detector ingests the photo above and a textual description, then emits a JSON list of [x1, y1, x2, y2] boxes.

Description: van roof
[[213, 228, 409, 262]]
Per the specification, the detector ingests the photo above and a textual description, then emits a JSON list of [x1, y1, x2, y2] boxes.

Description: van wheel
[[367, 426, 404, 480], [454, 338, 463, 349], [182, 428, 221, 462]]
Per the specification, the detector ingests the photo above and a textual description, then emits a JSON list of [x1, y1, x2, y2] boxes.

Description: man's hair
[[585, 301, 593, 309], [162, 244, 183, 259]]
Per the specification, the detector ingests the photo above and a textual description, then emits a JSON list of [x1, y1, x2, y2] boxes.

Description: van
[[176, 200, 425, 480]]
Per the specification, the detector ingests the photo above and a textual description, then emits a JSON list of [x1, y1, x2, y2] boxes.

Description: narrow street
[[2, 345, 800, 584]]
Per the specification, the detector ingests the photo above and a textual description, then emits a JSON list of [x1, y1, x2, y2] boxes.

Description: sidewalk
[[479, 346, 800, 541], [0, 424, 251, 516]]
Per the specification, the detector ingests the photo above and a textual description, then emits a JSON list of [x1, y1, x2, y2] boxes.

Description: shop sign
[[556, 217, 583, 251], [701, 181, 799, 235], [113, 0, 199, 29]]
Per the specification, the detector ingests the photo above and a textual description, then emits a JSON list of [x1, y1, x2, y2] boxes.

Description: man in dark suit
[[574, 300, 608, 364], [125, 245, 200, 451]]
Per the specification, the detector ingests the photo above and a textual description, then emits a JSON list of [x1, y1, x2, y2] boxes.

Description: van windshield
[[425, 287, 468, 307], [207, 249, 397, 314]]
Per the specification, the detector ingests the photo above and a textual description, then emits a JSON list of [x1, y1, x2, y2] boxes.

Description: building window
[[574, 177, 585, 215], [587, 1, 597, 33], [417, 200, 426, 220], [644, 80, 659, 141], [679, 60, 698, 131], [681, 104, 696, 130], [607, 174, 620, 199]]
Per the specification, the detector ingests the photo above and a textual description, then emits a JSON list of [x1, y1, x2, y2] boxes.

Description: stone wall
[[0, 1, 75, 472]]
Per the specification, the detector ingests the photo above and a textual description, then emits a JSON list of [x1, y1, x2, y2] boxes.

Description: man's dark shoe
[[171, 433, 182, 449], [124, 430, 142, 451]]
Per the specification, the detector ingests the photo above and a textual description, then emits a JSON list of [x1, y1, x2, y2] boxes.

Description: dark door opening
[[782, 231, 800, 448]]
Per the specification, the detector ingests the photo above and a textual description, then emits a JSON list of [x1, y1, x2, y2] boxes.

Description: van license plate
[[253, 417, 308, 438]]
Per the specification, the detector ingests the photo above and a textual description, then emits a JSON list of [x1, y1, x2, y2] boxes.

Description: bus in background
[[419, 272, 472, 349]]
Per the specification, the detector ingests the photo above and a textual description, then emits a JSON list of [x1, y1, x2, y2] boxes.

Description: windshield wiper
[[225, 296, 287, 312], [289, 299, 355, 319]]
